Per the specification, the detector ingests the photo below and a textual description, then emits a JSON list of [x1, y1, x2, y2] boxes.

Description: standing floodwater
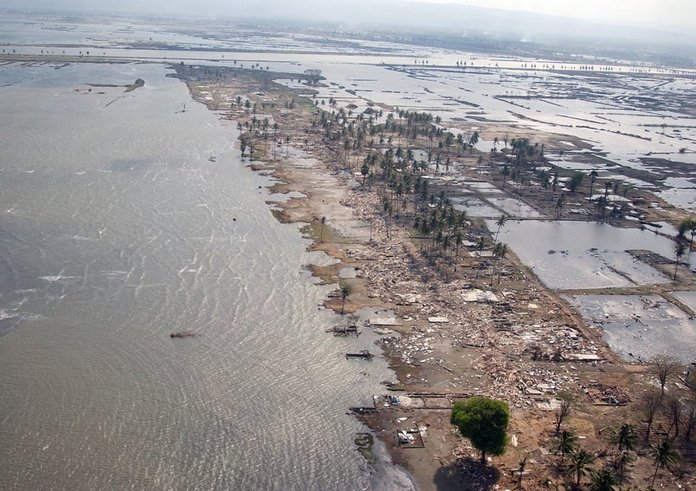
[[0, 63, 395, 490]]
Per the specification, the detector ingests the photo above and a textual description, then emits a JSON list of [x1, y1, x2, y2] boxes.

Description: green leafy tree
[[451, 397, 510, 463]]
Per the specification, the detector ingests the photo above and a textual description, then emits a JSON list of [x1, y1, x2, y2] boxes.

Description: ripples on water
[[0, 63, 401, 490]]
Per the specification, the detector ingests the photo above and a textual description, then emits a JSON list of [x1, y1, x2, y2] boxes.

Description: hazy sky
[[402, 0, 693, 30], [3, 0, 693, 33]]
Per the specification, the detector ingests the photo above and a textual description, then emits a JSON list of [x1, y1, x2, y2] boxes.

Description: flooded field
[[4, 15, 695, 210], [491, 220, 688, 290], [568, 294, 696, 363]]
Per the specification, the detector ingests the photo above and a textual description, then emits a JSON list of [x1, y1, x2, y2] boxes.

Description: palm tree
[[501, 165, 510, 186], [589, 170, 598, 199], [612, 450, 634, 490], [492, 242, 508, 285], [340, 284, 351, 315], [588, 466, 618, 491], [650, 439, 679, 488], [555, 430, 577, 465], [554, 193, 566, 219], [493, 242, 508, 259], [494, 215, 507, 242], [611, 423, 638, 452], [674, 241, 686, 280], [567, 449, 595, 487]]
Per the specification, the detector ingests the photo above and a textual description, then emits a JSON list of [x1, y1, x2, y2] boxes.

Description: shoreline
[[174, 62, 696, 489]]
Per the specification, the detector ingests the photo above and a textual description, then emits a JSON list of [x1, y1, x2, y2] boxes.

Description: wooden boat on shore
[[326, 324, 360, 337], [346, 350, 374, 360]]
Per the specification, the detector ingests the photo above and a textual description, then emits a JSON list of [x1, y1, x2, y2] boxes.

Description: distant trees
[[451, 397, 510, 463], [304, 69, 322, 85]]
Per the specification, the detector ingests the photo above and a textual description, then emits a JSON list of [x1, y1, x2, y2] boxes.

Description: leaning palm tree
[[650, 439, 679, 488], [567, 449, 595, 488], [494, 215, 507, 242]]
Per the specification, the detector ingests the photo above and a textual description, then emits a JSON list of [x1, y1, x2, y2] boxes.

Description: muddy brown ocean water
[[0, 62, 410, 490]]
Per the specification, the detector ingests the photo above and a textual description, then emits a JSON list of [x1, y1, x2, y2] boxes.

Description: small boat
[[170, 331, 196, 339]]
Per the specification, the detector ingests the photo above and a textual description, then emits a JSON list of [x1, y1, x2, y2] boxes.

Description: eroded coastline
[[173, 61, 696, 490]]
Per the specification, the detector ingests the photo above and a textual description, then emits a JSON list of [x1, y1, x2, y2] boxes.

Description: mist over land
[[3, 0, 695, 67]]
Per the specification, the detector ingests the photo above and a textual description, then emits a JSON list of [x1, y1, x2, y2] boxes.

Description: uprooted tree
[[451, 397, 509, 464]]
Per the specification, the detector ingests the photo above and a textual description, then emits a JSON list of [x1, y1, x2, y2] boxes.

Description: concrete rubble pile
[[340, 176, 608, 409]]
